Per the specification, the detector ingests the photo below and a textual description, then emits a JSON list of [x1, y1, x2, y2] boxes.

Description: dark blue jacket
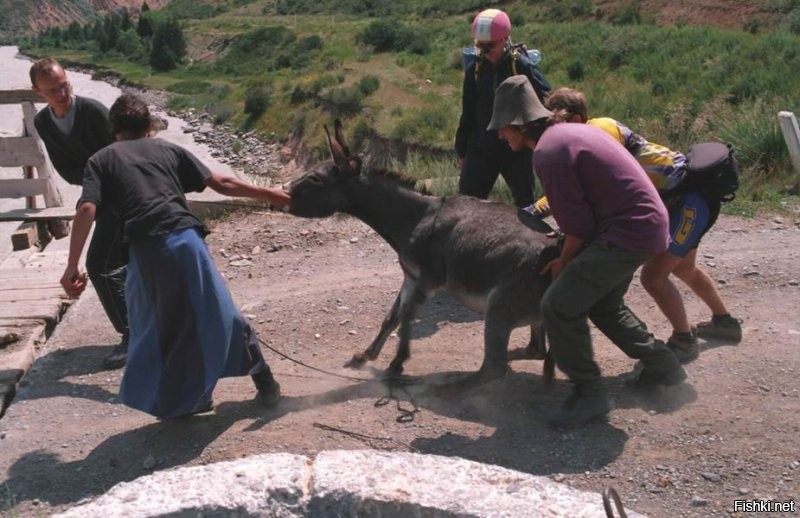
[[455, 48, 550, 158]]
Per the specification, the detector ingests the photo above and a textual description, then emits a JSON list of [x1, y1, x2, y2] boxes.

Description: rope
[[259, 337, 423, 422], [259, 337, 372, 382], [312, 422, 418, 452]]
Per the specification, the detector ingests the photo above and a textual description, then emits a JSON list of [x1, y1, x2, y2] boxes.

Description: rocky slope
[[0, 0, 169, 40]]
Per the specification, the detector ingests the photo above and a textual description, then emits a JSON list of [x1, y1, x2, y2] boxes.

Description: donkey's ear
[[333, 119, 353, 157], [324, 123, 353, 175]]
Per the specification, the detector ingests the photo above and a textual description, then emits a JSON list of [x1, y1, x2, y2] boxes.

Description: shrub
[[567, 60, 586, 81], [789, 7, 800, 34], [321, 86, 364, 117], [610, 1, 642, 25], [358, 75, 380, 96], [244, 85, 272, 116], [356, 19, 431, 54], [349, 119, 372, 152], [211, 104, 235, 125]]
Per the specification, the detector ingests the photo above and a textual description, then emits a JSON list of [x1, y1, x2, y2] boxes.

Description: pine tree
[[149, 17, 186, 71]]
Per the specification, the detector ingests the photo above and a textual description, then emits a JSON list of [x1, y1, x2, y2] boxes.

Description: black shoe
[[102, 335, 128, 370], [666, 331, 699, 364], [626, 365, 687, 389], [252, 370, 281, 407], [694, 314, 743, 343], [549, 388, 613, 429]]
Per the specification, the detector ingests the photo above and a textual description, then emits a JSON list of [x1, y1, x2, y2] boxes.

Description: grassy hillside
[[19, 0, 800, 212]]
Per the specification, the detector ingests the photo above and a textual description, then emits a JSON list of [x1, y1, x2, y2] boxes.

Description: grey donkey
[[287, 120, 558, 392]]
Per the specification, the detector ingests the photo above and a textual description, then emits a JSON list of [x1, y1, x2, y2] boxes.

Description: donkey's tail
[[543, 349, 556, 387]]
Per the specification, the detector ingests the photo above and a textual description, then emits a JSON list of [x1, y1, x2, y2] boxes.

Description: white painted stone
[[56, 450, 646, 517], [56, 453, 309, 518]]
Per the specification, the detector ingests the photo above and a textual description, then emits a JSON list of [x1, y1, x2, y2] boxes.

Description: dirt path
[[1, 206, 799, 517]]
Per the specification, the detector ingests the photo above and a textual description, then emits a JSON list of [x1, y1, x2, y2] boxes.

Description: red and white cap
[[471, 9, 511, 43]]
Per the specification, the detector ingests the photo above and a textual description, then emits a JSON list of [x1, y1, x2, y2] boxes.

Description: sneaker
[[549, 388, 613, 429], [694, 314, 743, 343], [252, 371, 281, 407], [626, 364, 687, 390], [102, 335, 128, 370], [667, 331, 699, 364]]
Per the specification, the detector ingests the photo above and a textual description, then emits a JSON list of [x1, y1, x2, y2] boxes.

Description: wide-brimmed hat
[[487, 75, 553, 130]]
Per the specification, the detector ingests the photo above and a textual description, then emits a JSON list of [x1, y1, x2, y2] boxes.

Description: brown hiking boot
[[625, 364, 687, 390], [667, 331, 699, 364], [549, 387, 613, 429], [694, 314, 743, 343]]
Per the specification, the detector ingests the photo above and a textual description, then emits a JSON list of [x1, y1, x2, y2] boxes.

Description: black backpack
[[683, 142, 740, 202]]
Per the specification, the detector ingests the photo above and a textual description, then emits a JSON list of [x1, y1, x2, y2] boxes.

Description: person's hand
[[541, 257, 565, 279], [458, 157, 465, 171], [267, 187, 291, 210], [60, 266, 88, 298]]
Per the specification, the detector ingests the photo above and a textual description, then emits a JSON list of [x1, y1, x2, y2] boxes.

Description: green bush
[[567, 60, 585, 81], [357, 75, 380, 96], [321, 86, 364, 117], [789, 7, 800, 34], [244, 85, 272, 116], [610, 1, 642, 25], [356, 19, 431, 54]]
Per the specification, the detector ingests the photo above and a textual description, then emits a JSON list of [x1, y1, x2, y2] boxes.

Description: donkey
[[288, 120, 557, 390]]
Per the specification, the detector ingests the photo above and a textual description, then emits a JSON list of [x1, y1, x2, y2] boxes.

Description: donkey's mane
[[364, 166, 430, 195]]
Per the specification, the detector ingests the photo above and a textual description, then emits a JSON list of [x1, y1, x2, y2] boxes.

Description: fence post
[[778, 111, 800, 184]]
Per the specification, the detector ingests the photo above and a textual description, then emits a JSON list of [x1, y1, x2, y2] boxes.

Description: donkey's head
[[288, 119, 362, 218]]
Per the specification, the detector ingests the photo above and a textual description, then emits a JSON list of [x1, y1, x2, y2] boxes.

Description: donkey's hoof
[[344, 354, 367, 369], [508, 345, 546, 361]]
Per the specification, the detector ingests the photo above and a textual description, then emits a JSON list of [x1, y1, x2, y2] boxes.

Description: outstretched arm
[[204, 171, 291, 209], [60, 201, 96, 297]]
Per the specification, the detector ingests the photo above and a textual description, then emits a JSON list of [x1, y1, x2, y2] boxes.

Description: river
[[0, 45, 234, 259]]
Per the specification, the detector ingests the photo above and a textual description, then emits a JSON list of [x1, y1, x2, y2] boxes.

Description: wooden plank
[[0, 282, 63, 292], [0, 288, 66, 303], [0, 137, 45, 167], [0, 206, 75, 222], [11, 221, 39, 251], [0, 90, 40, 104], [0, 178, 49, 199], [0, 267, 65, 280], [0, 318, 47, 328], [0, 300, 65, 321]]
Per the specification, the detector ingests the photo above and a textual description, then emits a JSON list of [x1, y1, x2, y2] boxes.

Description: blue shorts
[[668, 192, 717, 257]]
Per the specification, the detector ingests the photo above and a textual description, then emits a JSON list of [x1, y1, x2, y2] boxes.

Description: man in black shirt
[[60, 93, 291, 418], [31, 58, 128, 369]]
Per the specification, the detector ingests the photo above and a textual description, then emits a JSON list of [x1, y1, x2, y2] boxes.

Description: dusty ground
[[1, 196, 799, 517]]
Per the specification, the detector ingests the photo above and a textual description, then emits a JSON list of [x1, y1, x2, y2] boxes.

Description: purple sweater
[[534, 122, 669, 254]]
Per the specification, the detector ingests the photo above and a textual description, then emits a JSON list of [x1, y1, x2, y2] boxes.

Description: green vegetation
[[18, 0, 800, 212]]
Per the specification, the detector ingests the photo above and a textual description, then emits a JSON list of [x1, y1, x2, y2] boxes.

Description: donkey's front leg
[[346, 275, 416, 369]]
